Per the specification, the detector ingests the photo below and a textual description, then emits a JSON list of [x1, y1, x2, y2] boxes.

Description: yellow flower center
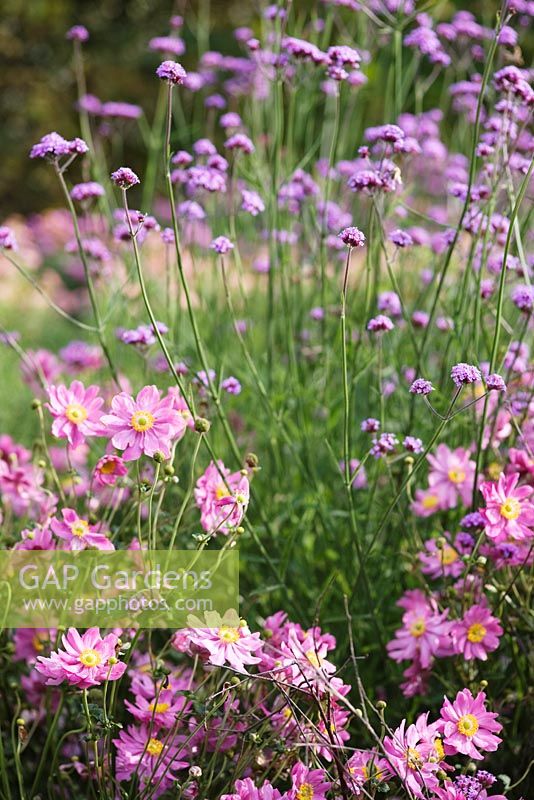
[[406, 748, 422, 769], [422, 494, 439, 509], [305, 649, 322, 668], [499, 497, 521, 520], [100, 460, 117, 474], [65, 403, 88, 424], [282, 707, 292, 719], [467, 623, 487, 643], [409, 618, 426, 638], [215, 484, 227, 500], [148, 702, 170, 714], [32, 633, 47, 652], [434, 737, 445, 761], [79, 648, 102, 668], [218, 625, 241, 643], [440, 544, 459, 565], [146, 738, 164, 757], [296, 783, 314, 800], [71, 519, 89, 537], [457, 714, 479, 737], [448, 469, 466, 484], [488, 462, 502, 480], [130, 410, 155, 432]]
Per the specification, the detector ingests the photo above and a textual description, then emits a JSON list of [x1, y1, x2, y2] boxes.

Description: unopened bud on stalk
[[245, 452, 259, 469], [189, 766, 202, 779], [164, 464, 175, 476], [153, 450, 166, 464], [194, 417, 211, 433], [31, 398, 41, 410], [354, 708, 363, 718], [376, 700, 387, 710]]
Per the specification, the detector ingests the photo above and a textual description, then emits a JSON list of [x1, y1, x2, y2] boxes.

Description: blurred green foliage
[[0, 0, 509, 215]]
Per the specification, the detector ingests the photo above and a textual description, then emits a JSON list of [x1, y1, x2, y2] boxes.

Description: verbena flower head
[[66, 25, 89, 42], [451, 604, 503, 661], [390, 228, 414, 247], [149, 36, 185, 56], [370, 432, 398, 458], [224, 133, 255, 154], [480, 472, 534, 542], [439, 689, 502, 759], [367, 315, 394, 332], [404, 435, 423, 454], [70, 181, 105, 202], [35, 627, 125, 689], [110, 167, 140, 189], [511, 284, 533, 312], [51, 508, 114, 550], [30, 132, 89, 161], [101, 385, 184, 461], [210, 236, 234, 254], [0, 226, 17, 250], [451, 362, 482, 387], [378, 290, 401, 316], [361, 417, 380, 433], [221, 376, 242, 395], [485, 373, 506, 392], [46, 380, 104, 448], [338, 226, 366, 247], [410, 378, 434, 395], [156, 60, 187, 84]]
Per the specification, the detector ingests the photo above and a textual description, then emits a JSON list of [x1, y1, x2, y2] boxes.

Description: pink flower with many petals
[[387, 606, 451, 669], [418, 533, 463, 579], [185, 622, 263, 673], [289, 762, 331, 800], [101, 385, 183, 461], [383, 717, 440, 798], [411, 487, 444, 517], [438, 689, 502, 759], [124, 688, 189, 728], [451, 605, 503, 661], [93, 454, 128, 487], [480, 472, 534, 541], [221, 778, 283, 800], [46, 380, 104, 448], [51, 507, 114, 550], [114, 724, 188, 797], [427, 444, 476, 509], [194, 460, 250, 534], [35, 627, 126, 689]]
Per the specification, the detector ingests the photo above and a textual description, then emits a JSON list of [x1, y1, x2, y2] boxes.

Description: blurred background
[[0, 0, 509, 216]]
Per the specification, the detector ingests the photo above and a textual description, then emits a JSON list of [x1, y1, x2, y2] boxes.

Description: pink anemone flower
[[101, 385, 184, 461], [480, 472, 534, 541], [46, 380, 104, 448], [451, 604, 503, 661], [35, 627, 126, 689], [50, 507, 114, 550], [438, 689, 502, 759]]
